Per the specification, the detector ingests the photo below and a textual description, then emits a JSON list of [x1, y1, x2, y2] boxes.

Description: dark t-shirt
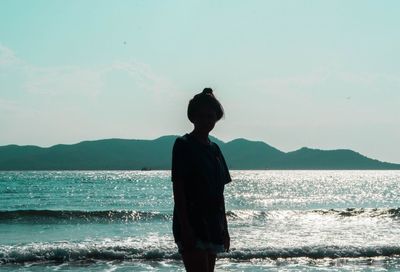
[[171, 133, 232, 244]]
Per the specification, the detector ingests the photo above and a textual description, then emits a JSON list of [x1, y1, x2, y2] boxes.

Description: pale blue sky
[[1, 0, 399, 163]]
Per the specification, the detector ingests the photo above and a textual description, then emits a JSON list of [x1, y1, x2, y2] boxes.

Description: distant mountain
[[266, 147, 398, 170], [222, 138, 285, 169], [0, 136, 399, 170]]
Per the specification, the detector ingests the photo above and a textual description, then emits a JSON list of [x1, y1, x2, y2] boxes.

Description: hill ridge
[[0, 136, 399, 170]]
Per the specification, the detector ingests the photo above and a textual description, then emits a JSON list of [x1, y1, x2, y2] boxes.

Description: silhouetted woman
[[171, 88, 231, 272]]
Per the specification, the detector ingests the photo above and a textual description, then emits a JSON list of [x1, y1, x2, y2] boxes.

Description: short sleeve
[[171, 137, 191, 182], [216, 145, 232, 185]]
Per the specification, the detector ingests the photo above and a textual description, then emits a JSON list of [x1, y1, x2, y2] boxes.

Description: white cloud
[[23, 66, 103, 98], [0, 43, 184, 146], [0, 98, 28, 113], [0, 43, 21, 66], [337, 71, 400, 94], [250, 67, 331, 96], [108, 60, 180, 99], [248, 67, 400, 108], [0, 43, 179, 102]]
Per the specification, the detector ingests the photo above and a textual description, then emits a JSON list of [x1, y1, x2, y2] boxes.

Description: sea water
[[1, 170, 400, 271]]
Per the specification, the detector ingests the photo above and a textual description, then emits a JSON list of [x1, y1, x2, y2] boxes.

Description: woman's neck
[[190, 129, 210, 145]]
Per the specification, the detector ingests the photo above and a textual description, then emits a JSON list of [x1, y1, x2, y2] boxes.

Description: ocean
[[1, 170, 400, 271]]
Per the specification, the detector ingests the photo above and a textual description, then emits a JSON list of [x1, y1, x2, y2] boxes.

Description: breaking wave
[[2, 242, 400, 264]]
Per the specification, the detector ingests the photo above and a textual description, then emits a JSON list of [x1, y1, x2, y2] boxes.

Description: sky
[[0, 0, 399, 163]]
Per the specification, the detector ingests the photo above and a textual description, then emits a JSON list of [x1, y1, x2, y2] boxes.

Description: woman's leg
[[207, 253, 216, 271], [181, 249, 209, 272]]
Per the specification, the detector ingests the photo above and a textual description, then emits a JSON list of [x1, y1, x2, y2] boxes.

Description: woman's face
[[193, 107, 217, 133]]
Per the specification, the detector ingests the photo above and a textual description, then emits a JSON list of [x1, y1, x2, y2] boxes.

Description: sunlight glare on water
[[227, 170, 400, 210]]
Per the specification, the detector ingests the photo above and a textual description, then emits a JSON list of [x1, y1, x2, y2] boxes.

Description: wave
[[315, 207, 400, 217], [0, 210, 171, 223], [228, 246, 400, 259], [2, 242, 400, 264], [0, 240, 178, 264], [227, 207, 400, 220], [1, 207, 400, 224]]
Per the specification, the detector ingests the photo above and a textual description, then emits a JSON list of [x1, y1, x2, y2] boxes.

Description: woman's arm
[[222, 196, 230, 252], [173, 177, 196, 249]]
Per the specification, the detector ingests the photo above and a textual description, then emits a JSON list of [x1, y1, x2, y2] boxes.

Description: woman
[[171, 88, 231, 272]]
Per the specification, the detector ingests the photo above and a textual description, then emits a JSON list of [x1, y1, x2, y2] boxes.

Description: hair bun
[[202, 88, 213, 95]]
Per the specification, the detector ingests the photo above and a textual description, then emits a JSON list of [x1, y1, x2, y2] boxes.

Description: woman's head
[[187, 88, 224, 132]]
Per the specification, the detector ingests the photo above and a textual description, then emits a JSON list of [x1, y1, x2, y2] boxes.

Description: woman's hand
[[224, 232, 230, 252]]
